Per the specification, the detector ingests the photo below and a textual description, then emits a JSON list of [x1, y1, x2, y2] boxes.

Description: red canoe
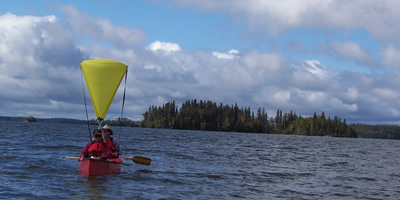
[[79, 158, 123, 176]]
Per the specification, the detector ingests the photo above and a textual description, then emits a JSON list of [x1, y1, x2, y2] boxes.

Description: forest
[[139, 99, 357, 138], [350, 124, 400, 139]]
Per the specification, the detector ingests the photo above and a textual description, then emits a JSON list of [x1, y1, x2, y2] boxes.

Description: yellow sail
[[80, 59, 128, 120]]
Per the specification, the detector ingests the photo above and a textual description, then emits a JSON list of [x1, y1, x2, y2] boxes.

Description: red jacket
[[80, 141, 112, 159], [105, 138, 116, 153]]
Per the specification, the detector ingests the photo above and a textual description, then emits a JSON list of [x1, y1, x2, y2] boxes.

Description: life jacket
[[105, 137, 116, 153], [88, 142, 107, 157]]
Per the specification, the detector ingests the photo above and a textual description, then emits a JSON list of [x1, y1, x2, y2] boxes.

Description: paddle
[[62, 156, 130, 166], [120, 155, 151, 166], [62, 156, 80, 160]]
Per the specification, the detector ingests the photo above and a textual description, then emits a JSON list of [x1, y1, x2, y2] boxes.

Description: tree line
[[350, 124, 400, 139], [139, 99, 357, 138]]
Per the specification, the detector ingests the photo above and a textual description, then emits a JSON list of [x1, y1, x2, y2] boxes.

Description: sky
[[1, 0, 400, 124]]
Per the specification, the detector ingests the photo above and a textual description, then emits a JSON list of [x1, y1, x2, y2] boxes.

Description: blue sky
[[1, 0, 400, 124]]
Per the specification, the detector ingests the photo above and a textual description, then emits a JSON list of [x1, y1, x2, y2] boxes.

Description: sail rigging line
[[81, 68, 92, 141], [117, 70, 128, 157]]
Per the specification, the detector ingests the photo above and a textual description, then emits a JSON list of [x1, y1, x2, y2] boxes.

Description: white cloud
[[0, 12, 82, 81], [292, 89, 358, 113], [170, 90, 186, 98], [228, 49, 239, 54], [173, 0, 400, 41], [292, 60, 336, 92], [381, 45, 400, 68], [254, 87, 291, 107], [345, 87, 359, 101], [388, 108, 400, 117], [371, 88, 398, 100], [61, 5, 146, 48], [319, 41, 376, 66], [242, 50, 284, 72], [329, 97, 358, 112], [303, 60, 331, 80], [144, 64, 163, 72], [212, 49, 239, 59], [1, 5, 400, 125], [0, 13, 80, 68], [146, 41, 181, 54]]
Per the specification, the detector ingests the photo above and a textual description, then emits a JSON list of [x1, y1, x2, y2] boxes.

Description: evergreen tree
[[139, 99, 357, 138]]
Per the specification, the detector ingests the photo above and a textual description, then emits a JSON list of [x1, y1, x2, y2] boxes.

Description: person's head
[[93, 129, 103, 142], [102, 124, 113, 136]]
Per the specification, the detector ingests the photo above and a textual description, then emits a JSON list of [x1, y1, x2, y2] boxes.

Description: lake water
[[1, 121, 400, 199]]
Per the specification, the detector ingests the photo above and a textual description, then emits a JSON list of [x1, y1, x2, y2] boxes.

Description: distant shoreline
[[2, 116, 399, 140], [0, 116, 87, 124]]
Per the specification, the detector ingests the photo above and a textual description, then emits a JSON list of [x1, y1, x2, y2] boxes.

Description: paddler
[[102, 124, 119, 157], [79, 129, 112, 161]]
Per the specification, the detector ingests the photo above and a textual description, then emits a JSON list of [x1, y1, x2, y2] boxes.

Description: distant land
[[0, 116, 86, 124], [0, 116, 138, 126], [350, 124, 400, 140], [1, 116, 399, 140]]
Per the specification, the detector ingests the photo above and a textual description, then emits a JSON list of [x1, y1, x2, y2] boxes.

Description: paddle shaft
[[62, 156, 130, 166], [63, 156, 80, 159]]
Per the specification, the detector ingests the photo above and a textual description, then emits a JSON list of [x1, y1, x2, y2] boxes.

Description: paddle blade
[[132, 156, 151, 165], [120, 155, 151, 165]]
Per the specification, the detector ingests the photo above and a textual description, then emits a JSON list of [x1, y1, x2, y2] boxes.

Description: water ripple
[[1, 122, 400, 199]]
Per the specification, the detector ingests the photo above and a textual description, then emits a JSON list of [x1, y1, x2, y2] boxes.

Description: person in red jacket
[[102, 124, 119, 157], [79, 129, 112, 161]]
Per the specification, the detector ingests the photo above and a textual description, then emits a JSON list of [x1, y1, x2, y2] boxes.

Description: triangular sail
[[80, 59, 128, 120]]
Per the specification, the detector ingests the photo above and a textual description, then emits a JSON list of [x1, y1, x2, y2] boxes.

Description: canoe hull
[[79, 158, 122, 176]]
